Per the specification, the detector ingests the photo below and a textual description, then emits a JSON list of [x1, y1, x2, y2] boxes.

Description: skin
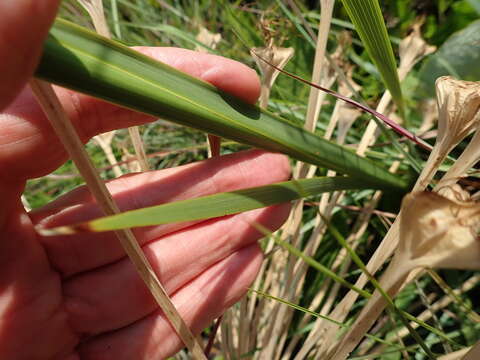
[[0, 1, 291, 359]]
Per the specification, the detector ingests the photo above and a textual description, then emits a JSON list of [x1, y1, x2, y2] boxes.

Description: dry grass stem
[[127, 126, 150, 170], [93, 131, 123, 177], [437, 127, 480, 188], [30, 78, 206, 359], [77, 0, 111, 37], [419, 99, 438, 133], [437, 347, 472, 360], [296, 0, 334, 180], [257, 3, 338, 358], [77, 0, 125, 176]]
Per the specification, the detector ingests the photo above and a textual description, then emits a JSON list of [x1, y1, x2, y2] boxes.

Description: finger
[[1, 47, 260, 180], [0, 0, 60, 110], [78, 244, 263, 360], [63, 203, 289, 335], [31, 150, 290, 276]]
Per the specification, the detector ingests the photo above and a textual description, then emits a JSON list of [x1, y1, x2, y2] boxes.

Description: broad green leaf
[[46, 176, 368, 233], [36, 19, 408, 191], [418, 20, 480, 97], [340, 0, 404, 115]]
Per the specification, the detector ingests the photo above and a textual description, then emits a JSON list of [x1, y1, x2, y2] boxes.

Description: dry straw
[[30, 79, 207, 359], [330, 190, 480, 360]]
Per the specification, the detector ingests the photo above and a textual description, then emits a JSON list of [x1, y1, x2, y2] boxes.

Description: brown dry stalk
[[295, 0, 335, 180], [77, 0, 123, 176], [30, 79, 206, 360]]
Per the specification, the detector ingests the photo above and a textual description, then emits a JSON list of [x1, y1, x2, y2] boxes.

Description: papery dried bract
[[251, 46, 294, 109], [435, 77, 480, 147], [413, 77, 480, 191], [252, 46, 294, 90], [398, 21, 436, 79], [436, 184, 471, 203], [399, 192, 480, 270]]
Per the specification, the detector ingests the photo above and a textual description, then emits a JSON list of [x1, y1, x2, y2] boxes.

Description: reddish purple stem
[[252, 50, 433, 152]]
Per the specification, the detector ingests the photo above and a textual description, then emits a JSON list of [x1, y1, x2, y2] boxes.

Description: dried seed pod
[[251, 46, 294, 108], [413, 77, 480, 191], [436, 77, 480, 148], [399, 191, 480, 270]]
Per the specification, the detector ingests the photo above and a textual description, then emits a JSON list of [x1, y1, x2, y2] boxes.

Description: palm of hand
[[0, 49, 290, 359]]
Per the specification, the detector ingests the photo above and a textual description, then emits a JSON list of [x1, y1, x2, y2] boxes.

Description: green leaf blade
[[36, 19, 409, 191], [65, 176, 368, 232], [340, 0, 405, 115]]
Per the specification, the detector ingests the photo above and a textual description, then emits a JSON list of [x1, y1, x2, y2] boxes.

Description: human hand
[[0, 2, 290, 359]]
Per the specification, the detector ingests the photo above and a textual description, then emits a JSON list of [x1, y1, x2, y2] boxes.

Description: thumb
[[0, 0, 60, 110]]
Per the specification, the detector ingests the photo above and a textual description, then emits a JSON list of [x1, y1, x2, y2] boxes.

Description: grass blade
[[251, 289, 407, 351], [40, 176, 369, 234], [340, 0, 405, 116], [35, 19, 409, 192]]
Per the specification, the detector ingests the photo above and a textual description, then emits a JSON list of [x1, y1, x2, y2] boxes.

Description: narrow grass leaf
[[251, 289, 404, 349], [40, 176, 369, 234], [340, 0, 405, 115], [122, 23, 221, 53]]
